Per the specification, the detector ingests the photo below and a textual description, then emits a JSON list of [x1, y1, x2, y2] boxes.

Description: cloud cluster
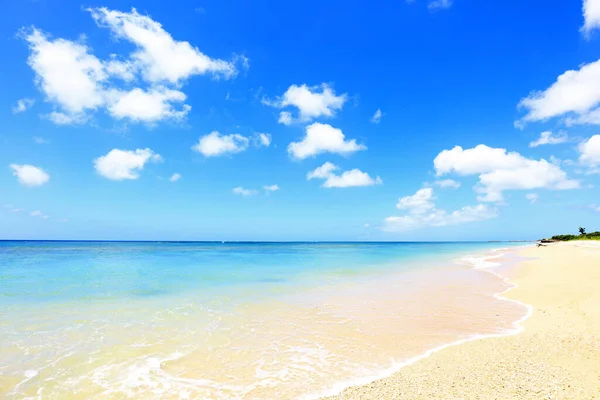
[[10, 164, 50, 186], [94, 148, 162, 180], [288, 123, 366, 159], [263, 83, 347, 125], [434, 144, 579, 202], [307, 161, 382, 188], [382, 187, 496, 231], [23, 8, 240, 125]]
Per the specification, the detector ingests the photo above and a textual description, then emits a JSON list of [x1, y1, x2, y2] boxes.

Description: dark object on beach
[[540, 239, 556, 243]]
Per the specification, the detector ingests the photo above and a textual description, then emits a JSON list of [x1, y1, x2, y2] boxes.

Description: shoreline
[[324, 241, 600, 399], [310, 246, 533, 400]]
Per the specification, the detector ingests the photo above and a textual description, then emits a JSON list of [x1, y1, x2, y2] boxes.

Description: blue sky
[[2, 0, 600, 241]]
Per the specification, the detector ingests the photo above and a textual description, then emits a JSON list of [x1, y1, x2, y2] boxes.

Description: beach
[[326, 241, 600, 399], [0, 241, 524, 399]]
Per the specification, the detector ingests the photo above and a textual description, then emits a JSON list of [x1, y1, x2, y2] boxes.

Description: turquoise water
[[0, 241, 525, 399], [0, 241, 515, 305]]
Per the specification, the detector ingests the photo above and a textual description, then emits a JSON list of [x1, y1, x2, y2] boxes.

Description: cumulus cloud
[[582, 0, 600, 36], [526, 193, 539, 204], [192, 131, 249, 157], [233, 186, 258, 196], [288, 123, 366, 159], [529, 131, 569, 147], [9, 164, 50, 187], [434, 179, 461, 189], [382, 188, 496, 232], [263, 184, 280, 192], [88, 8, 237, 83], [169, 173, 181, 182], [24, 28, 106, 122], [22, 8, 240, 125], [428, 0, 452, 10], [263, 83, 347, 124], [253, 133, 272, 147], [396, 188, 436, 214], [371, 109, 383, 124], [517, 58, 600, 126], [579, 134, 600, 169], [434, 144, 579, 202], [13, 98, 35, 113], [106, 87, 190, 122], [94, 148, 162, 180], [307, 161, 382, 188]]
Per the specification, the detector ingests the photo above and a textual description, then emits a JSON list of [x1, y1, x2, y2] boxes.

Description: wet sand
[[325, 241, 600, 399]]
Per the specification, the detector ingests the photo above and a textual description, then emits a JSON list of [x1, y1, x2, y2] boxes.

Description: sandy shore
[[325, 241, 600, 399]]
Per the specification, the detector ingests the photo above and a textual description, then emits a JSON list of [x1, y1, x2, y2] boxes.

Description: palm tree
[[579, 226, 586, 235]]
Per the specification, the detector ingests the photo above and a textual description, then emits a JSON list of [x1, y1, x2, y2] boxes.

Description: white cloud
[[529, 131, 569, 147], [288, 123, 366, 159], [382, 188, 496, 232], [582, 0, 600, 36], [371, 109, 383, 124], [33, 136, 50, 144], [434, 144, 579, 202], [192, 131, 249, 157], [589, 204, 600, 212], [5, 205, 24, 213], [517, 58, 600, 126], [278, 111, 293, 125], [233, 186, 257, 196], [254, 133, 272, 147], [169, 173, 181, 182], [263, 83, 347, 124], [13, 98, 35, 113], [9, 164, 50, 187], [263, 184, 280, 192], [46, 111, 89, 125], [382, 204, 496, 231], [428, 0, 452, 10], [307, 162, 338, 179], [94, 148, 162, 180], [396, 188, 435, 214], [106, 87, 190, 122], [434, 179, 461, 189], [307, 162, 382, 188], [23, 8, 239, 125], [579, 134, 600, 168], [24, 28, 106, 122], [30, 210, 49, 219], [88, 7, 236, 83], [526, 193, 539, 204]]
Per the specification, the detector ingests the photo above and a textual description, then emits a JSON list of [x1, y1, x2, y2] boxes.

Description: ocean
[[0, 241, 529, 399]]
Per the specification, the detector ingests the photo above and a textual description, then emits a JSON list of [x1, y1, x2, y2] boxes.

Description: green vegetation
[[549, 228, 600, 242]]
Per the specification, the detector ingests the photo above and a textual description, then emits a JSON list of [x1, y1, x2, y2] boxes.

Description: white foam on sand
[[302, 247, 534, 400]]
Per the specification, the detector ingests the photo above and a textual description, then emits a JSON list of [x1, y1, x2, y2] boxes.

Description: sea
[[0, 241, 530, 399]]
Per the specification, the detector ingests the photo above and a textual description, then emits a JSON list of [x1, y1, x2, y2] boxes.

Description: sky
[[2, 0, 600, 241]]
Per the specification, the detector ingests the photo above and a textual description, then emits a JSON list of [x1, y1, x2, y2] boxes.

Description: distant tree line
[[550, 227, 600, 241]]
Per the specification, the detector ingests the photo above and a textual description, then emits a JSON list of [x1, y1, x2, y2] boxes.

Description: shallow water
[[0, 241, 528, 399]]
